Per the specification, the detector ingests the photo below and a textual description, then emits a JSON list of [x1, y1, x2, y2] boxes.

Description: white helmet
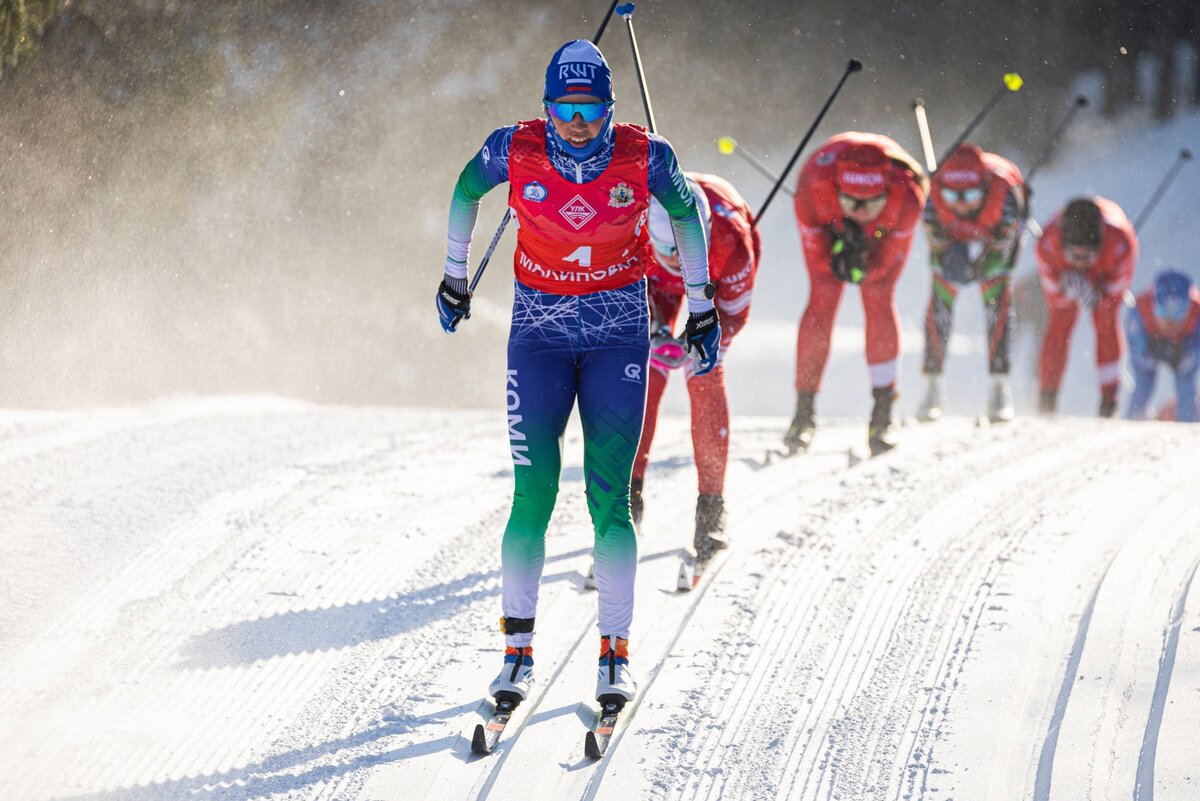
[[648, 176, 710, 273]]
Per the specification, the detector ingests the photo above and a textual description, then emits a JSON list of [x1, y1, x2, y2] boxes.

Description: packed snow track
[[2, 397, 1198, 800]]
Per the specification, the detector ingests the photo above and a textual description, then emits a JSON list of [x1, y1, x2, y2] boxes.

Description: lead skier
[[436, 40, 718, 711]]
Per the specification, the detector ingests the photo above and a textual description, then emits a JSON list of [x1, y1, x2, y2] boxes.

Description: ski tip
[[471, 724, 491, 755], [584, 731, 603, 760]]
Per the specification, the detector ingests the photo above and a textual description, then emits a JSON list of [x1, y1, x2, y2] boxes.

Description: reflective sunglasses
[[544, 100, 613, 123], [1063, 245, 1099, 266], [939, 186, 985, 205], [838, 192, 887, 216]]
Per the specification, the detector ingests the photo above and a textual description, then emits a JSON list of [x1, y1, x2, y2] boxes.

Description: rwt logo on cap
[[546, 39, 612, 102]]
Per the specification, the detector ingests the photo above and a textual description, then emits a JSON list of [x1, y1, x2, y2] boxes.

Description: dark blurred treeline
[[0, 0, 1196, 407]]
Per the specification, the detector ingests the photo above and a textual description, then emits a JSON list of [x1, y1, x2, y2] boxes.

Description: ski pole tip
[[616, 2, 634, 17], [717, 136, 737, 155], [1182, 148, 1193, 161], [1003, 72, 1024, 92], [1074, 95, 1090, 107], [847, 59, 863, 73], [913, 97, 925, 108]]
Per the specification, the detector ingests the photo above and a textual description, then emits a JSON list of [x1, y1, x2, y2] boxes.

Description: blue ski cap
[[1154, 268, 1193, 322], [545, 40, 613, 102]]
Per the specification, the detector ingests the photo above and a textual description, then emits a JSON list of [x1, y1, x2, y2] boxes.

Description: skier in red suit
[[1036, 196, 1137, 417], [635, 172, 760, 558], [918, 143, 1026, 423], [786, 132, 927, 455]]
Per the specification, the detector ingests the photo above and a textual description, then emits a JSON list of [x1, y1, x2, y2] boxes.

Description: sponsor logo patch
[[624, 363, 643, 382], [559, 194, 597, 229], [609, 182, 635, 208], [839, 169, 886, 188], [523, 182, 547, 202], [941, 170, 982, 185], [816, 151, 837, 166]]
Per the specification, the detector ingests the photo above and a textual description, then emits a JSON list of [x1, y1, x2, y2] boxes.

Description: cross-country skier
[[633, 172, 760, 559], [1125, 269, 1200, 422], [1035, 196, 1137, 417], [785, 132, 927, 456], [917, 143, 1026, 423], [435, 40, 718, 711]]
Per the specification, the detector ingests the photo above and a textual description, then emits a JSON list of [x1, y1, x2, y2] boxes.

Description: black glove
[[684, 308, 721, 376], [436, 277, 471, 333], [831, 219, 869, 284]]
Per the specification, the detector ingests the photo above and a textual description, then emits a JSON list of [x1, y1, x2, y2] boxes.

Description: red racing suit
[[1036, 196, 1137, 400], [793, 132, 927, 392], [634, 172, 760, 495]]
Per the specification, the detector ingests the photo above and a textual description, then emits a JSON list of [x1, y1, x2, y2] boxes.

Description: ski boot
[[988, 375, 1015, 423], [630, 477, 644, 526], [783, 391, 817, 454], [1038, 390, 1058, 418], [1099, 385, 1118, 419], [868, 386, 898, 456], [916, 374, 945, 422], [596, 635, 635, 707], [489, 616, 535, 701], [488, 646, 534, 702], [694, 494, 729, 561]]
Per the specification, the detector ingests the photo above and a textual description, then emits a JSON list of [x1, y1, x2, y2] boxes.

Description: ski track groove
[[1133, 555, 1200, 801], [650, 422, 1139, 801]]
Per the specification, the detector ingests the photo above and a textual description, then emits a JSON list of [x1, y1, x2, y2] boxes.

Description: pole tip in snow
[[913, 97, 925, 108], [616, 2, 634, 17], [1003, 72, 1024, 92], [847, 59, 863, 73], [717, 136, 737, 155], [1074, 95, 1090, 107], [1182, 148, 1193, 161]]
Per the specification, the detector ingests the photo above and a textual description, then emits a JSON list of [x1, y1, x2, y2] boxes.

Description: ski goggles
[[544, 99, 613, 123], [837, 192, 887, 217], [939, 186, 985, 205]]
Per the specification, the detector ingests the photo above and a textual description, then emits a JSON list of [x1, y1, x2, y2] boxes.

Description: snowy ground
[[2, 397, 1198, 800]]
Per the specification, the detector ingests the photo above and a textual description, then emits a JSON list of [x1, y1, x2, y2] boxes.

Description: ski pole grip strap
[[499, 616, 535, 634]]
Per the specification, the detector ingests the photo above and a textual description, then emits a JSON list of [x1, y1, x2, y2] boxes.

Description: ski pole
[[933, 72, 1023, 179], [616, 4, 656, 133], [754, 58, 863, 227], [454, 1, 622, 313], [912, 98, 938, 173], [1024, 95, 1088, 185], [1133, 148, 1193, 232], [716, 136, 795, 197]]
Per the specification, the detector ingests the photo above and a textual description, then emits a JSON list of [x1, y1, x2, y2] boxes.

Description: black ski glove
[[436, 276, 471, 333], [831, 219, 869, 284]]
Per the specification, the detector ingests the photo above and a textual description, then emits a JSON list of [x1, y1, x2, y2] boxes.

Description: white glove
[[1059, 271, 1100, 309]]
